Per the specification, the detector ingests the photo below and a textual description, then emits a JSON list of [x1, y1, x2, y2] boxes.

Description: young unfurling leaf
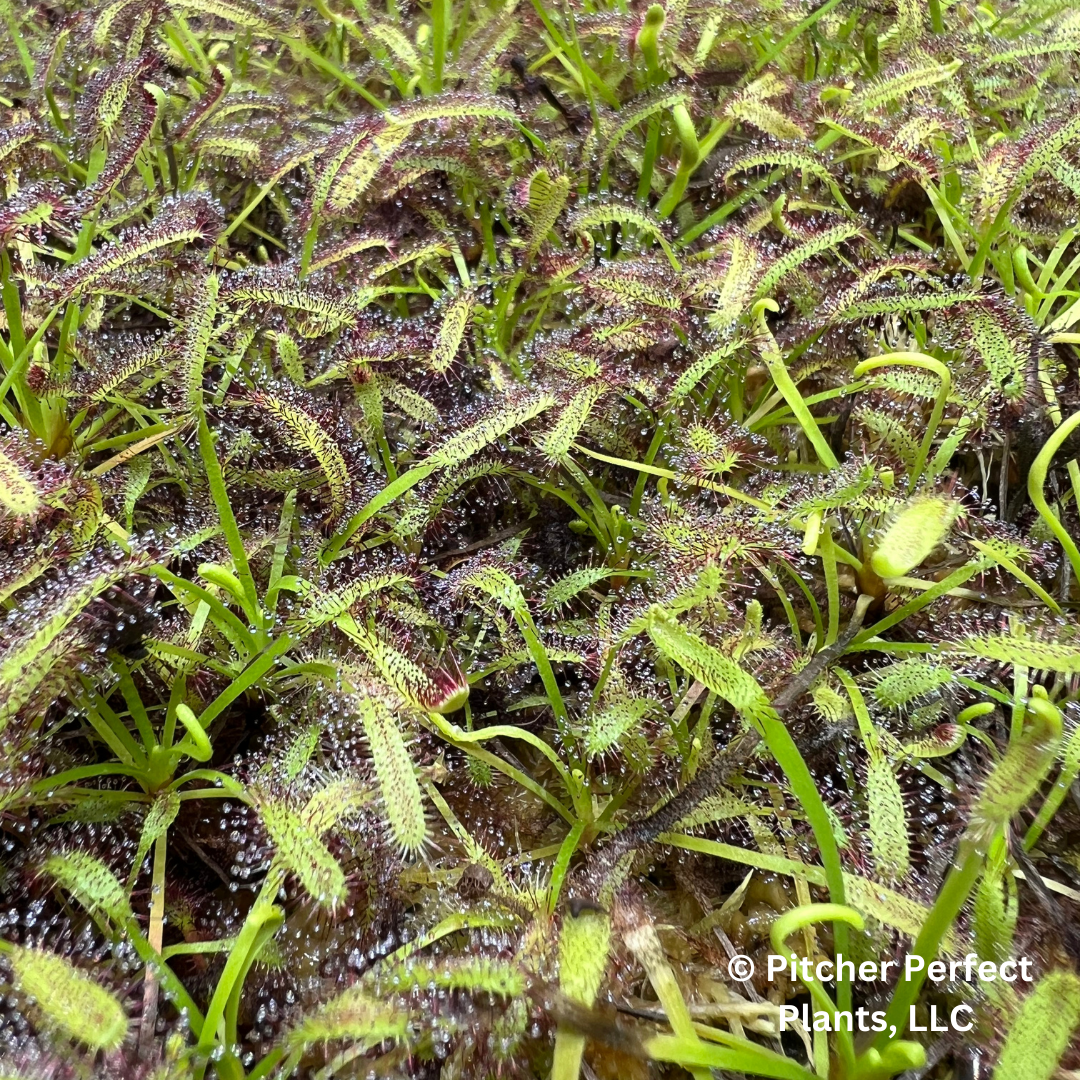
[[553, 907, 612, 1080]]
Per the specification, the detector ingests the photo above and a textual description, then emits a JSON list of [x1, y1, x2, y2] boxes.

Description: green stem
[[196, 882, 284, 1069], [1027, 407, 1080, 585], [32, 762, 148, 794], [853, 353, 951, 489], [770, 905, 865, 1079], [321, 463, 436, 564], [656, 102, 700, 219], [152, 566, 258, 657], [426, 713, 582, 815], [854, 562, 982, 644], [547, 820, 587, 914], [198, 633, 294, 729], [637, 120, 662, 203], [431, 0, 448, 91], [753, 301, 839, 469], [0, 250, 44, 437], [571, 442, 772, 508], [423, 718, 576, 824], [1024, 727, 1080, 851], [819, 522, 840, 647], [751, 0, 843, 72], [78, 689, 147, 768], [756, 716, 853, 1016], [927, 0, 944, 34], [516, 608, 574, 735], [113, 914, 205, 1036], [197, 414, 262, 627], [1, 3, 34, 80], [246, 1047, 286, 1080], [874, 842, 983, 1047]]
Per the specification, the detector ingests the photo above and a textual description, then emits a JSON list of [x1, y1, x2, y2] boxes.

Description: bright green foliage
[[557, 909, 611, 1005], [256, 795, 348, 911], [553, 908, 612, 1080], [129, 792, 181, 886], [973, 852, 1018, 965], [956, 634, 1080, 673], [542, 566, 620, 611], [6, 945, 128, 1051], [351, 693, 427, 855], [0, 440, 44, 519], [870, 661, 954, 709], [972, 693, 1062, 841], [583, 694, 653, 759], [372, 956, 525, 997], [992, 971, 1080, 1080], [429, 290, 474, 375], [647, 609, 775, 728], [286, 986, 410, 1050], [866, 757, 910, 883], [43, 850, 133, 923], [869, 496, 960, 579]]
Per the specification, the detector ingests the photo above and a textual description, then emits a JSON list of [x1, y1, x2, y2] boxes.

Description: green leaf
[[43, 850, 134, 923], [288, 985, 410, 1049], [992, 970, 1080, 1080], [7, 945, 128, 1051], [352, 694, 427, 855], [866, 757, 910, 883], [257, 796, 348, 910], [869, 495, 960, 578], [553, 908, 612, 1080], [129, 791, 181, 889]]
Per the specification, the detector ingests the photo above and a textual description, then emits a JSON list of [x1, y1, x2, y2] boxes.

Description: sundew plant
[[2, 0, 1080, 1076]]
